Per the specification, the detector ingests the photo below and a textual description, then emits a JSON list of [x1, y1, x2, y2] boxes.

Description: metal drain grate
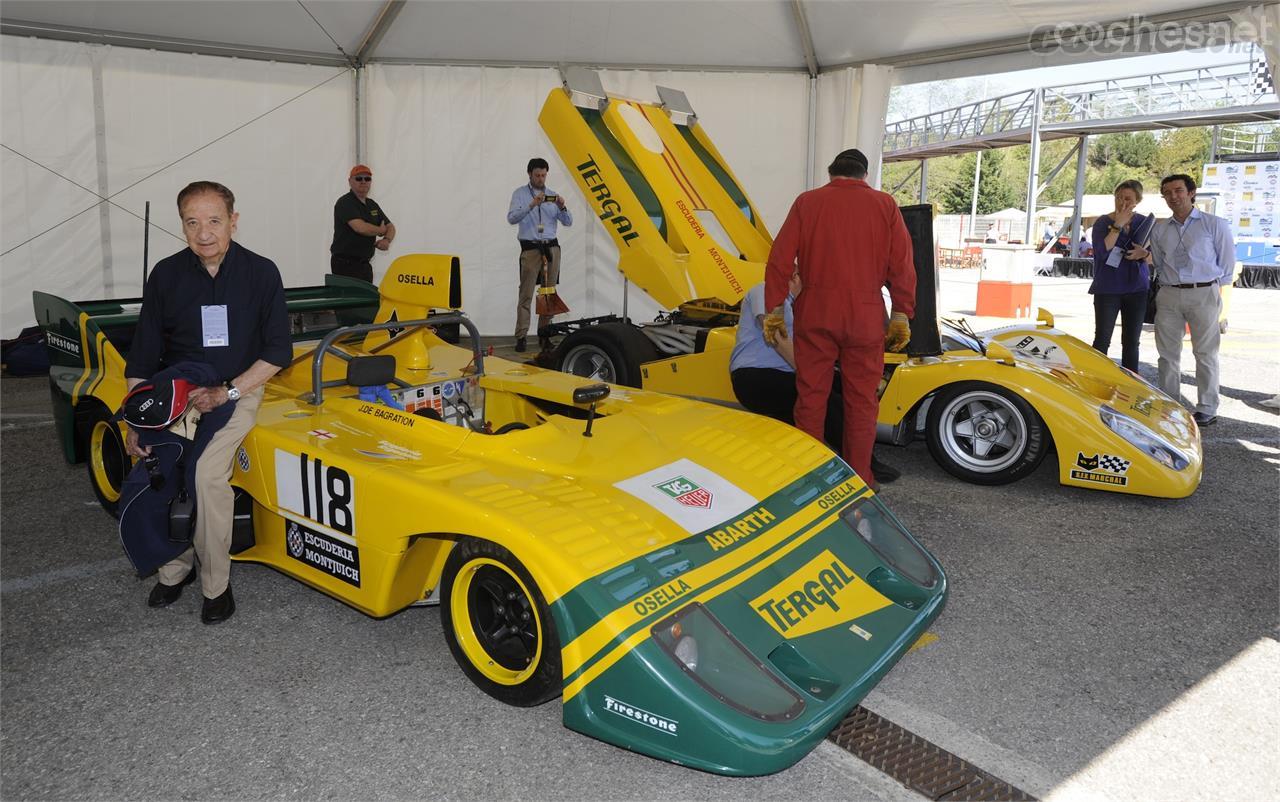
[[828, 706, 1037, 801]]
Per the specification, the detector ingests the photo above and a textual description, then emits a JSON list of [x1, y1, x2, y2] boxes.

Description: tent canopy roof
[[0, 0, 1254, 76]]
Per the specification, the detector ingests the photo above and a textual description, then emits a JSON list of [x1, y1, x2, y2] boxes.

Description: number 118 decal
[[275, 449, 355, 535]]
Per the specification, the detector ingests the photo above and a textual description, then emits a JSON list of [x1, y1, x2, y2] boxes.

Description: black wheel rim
[[467, 565, 539, 672]]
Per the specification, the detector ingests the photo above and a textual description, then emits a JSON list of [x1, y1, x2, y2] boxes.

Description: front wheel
[[440, 538, 561, 707], [84, 405, 129, 517], [926, 382, 1050, 485]]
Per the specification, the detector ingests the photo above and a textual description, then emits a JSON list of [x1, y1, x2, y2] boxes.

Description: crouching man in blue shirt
[[124, 181, 291, 624]]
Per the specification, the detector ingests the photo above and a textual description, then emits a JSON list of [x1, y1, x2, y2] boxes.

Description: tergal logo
[[654, 476, 713, 509], [749, 549, 891, 639]]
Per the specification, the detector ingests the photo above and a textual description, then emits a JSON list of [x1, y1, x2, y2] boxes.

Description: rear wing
[[539, 77, 770, 311], [32, 275, 381, 463]]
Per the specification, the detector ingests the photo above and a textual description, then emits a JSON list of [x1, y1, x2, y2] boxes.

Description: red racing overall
[[765, 178, 915, 485]]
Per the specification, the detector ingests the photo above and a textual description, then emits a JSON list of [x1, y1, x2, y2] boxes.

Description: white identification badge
[[1105, 247, 1123, 268], [201, 305, 229, 347]]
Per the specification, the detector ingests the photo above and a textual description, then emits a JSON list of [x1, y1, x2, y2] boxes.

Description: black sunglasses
[[353, 175, 372, 182]]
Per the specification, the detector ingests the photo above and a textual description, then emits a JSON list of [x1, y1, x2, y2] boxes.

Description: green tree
[[1090, 132, 1159, 169], [938, 150, 1019, 215], [1152, 128, 1212, 181]]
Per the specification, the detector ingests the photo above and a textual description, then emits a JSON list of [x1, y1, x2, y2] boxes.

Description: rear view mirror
[[572, 384, 610, 405], [347, 354, 397, 386]]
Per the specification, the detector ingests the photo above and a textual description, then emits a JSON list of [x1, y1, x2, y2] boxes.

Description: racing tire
[[553, 322, 658, 388], [84, 405, 130, 517], [440, 538, 562, 707], [925, 382, 1050, 485]]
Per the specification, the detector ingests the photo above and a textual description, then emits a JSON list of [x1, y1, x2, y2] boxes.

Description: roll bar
[[309, 313, 484, 406]]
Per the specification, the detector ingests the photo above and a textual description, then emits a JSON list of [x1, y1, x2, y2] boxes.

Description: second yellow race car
[[536, 79, 1202, 498]]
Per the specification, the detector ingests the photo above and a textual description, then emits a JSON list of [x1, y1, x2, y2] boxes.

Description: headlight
[[839, 498, 939, 590], [1099, 405, 1190, 471], [652, 603, 804, 721]]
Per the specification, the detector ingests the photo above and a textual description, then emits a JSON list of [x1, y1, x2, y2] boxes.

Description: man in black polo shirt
[[124, 180, 291, 624], [330, 164, 395, 283]]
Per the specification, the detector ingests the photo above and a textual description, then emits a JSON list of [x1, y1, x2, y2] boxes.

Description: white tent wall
[[813, 65, 894, 190], [3, 37, 851, 338], [366, 65, 810, 334], [2, 37, 103, 334], [1, 35, 353, 336]]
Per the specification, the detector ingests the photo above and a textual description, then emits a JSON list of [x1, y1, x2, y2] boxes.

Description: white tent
[[987, 208, 1028, 220], [1038, 194, 1171, 221], [0, 1, 1256, 335]]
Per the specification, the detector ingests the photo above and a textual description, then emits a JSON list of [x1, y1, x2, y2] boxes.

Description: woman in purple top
[[1089, 179, 1153, 372]]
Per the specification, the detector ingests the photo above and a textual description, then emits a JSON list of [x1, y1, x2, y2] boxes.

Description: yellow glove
[[762, 308, 788, 346], [885, 311, 911, 352]]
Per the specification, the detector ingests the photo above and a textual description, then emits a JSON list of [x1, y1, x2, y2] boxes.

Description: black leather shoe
[[201, 586, 236, 625], [514, 337, 527, 353], [871, 456, 901, 484], [147, 568, 196, 608], [1193, 412, 1217, 427]]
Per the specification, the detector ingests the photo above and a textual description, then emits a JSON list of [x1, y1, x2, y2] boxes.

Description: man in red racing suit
[[765, 149, 915, 488]]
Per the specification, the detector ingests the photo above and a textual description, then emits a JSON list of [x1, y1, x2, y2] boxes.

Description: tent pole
[[1070, 136, 1088, 258], [354, 67, 364, 163], [969, 151, 982, 239], [1023, 87, 1043, 246], [806, 76, 817, 189], [90, 50, 114, 296], [918, 158, 928, 204]]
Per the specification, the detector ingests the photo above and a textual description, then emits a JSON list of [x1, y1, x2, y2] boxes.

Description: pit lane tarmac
[[1, 274, 1276, 801]]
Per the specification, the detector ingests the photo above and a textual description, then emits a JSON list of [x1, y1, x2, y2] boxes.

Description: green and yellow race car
[[34, 255, 946, 776]]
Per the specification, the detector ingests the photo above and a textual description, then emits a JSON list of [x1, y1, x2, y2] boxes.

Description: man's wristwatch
[[224, 381, 241, 401]]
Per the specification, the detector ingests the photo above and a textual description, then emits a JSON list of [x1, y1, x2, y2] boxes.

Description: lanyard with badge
[[200, 261, 230, 348], [1170, 215, 1198, 274], [532, 183, 551, 235], [1105, 213, 1153, 268]]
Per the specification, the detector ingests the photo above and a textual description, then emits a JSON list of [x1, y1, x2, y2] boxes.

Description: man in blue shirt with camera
[[507, 157, 572, 353]]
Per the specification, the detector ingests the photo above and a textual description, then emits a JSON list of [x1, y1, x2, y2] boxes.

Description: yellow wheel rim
[[89, 420, 123, 503], [450, 557, 543, 686]]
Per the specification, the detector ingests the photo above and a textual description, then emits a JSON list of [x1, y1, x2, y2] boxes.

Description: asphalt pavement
[[2, 271, 1277, 801]]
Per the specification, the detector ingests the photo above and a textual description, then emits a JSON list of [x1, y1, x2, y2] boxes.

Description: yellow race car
[[35, 255, 946, 776], [537, 78, 1202, 498]]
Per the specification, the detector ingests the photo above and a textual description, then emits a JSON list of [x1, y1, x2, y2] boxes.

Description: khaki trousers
[[157, 386, 263, 598], [515, 245, 561, 338], [1153, 284, 1221, 416]]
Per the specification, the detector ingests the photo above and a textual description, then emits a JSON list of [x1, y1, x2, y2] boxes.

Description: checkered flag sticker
[[1099, 454, 1130, 474], [1254, 57, 1274, 99]]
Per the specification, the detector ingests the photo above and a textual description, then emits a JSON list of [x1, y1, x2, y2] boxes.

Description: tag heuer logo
[[655, 476, 713, 509]]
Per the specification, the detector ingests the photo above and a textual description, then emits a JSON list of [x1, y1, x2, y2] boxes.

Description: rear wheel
[[554, 322, 658, 387], [84, 405, 129, 517], [440, 538, 561, 707], [926, 382, 1050, 485]]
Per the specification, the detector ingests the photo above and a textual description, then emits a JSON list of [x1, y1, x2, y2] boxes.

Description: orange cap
[[349, 164, 372, 178]]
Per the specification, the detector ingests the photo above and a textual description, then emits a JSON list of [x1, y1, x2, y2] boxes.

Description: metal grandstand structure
[[884, 59, 1278, 161], [882, 55, 1280, 245]]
